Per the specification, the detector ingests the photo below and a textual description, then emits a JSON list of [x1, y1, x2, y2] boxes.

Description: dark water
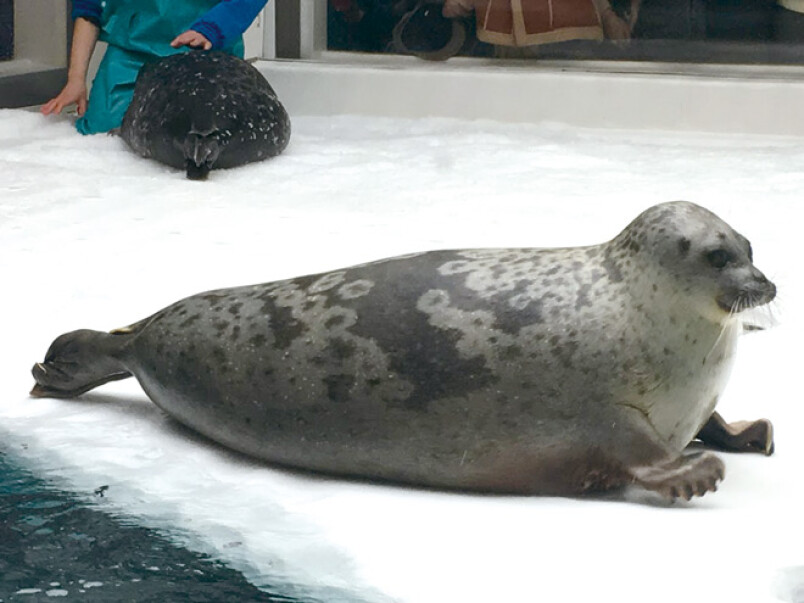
[[0, 449, 305, 602]]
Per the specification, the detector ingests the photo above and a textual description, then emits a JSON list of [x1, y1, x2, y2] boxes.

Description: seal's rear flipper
[[185, 160, 211, 181], [30, 329, 132, 399], [696, 411, 774, 456], [183, 131, 220, 180]]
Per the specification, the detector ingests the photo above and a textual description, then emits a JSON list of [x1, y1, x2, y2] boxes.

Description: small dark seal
[[120, 51, 290, 180], [30, 202, 776, 501]]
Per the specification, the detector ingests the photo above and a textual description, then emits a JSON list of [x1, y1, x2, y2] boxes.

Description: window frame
[[0, 0, 69, 108]]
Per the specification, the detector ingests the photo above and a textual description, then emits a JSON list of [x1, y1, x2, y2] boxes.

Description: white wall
[[256, 57, 804, 136], [244, 5, 275, 60], [14, 0, 67, 68]]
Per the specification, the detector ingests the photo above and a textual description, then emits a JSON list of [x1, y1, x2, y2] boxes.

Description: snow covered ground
[[2, 107, 803, 602]]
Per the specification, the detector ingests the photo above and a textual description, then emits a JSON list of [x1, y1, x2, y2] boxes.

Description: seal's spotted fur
[[120, 51, 290, 180], [30, 202, 775, 500]]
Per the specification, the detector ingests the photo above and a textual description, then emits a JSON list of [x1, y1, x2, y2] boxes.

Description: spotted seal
[[30, 202, 775, 500], [120, 51, 290, 180]]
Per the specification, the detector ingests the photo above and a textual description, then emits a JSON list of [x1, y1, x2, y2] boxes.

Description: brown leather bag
[[474, 0, 603, 46]]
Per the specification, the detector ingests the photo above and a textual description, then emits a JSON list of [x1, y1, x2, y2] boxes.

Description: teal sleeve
[[71, 0, 103, 25]]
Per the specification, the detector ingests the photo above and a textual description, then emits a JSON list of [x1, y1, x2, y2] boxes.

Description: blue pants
[[76, 45, 152, 135]]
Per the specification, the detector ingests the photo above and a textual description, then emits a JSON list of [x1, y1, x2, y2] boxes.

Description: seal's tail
[[30, 329, 132, 399], [183, 131, 221, 180]]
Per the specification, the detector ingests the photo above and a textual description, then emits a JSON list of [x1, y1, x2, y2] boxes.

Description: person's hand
[[442, 0, 474, 18], [170, 30, 212, 50], [41, 79, 89, 117]]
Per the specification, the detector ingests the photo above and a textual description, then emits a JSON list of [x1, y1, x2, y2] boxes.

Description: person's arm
[[171, 0, 268, 51], [41, 17, 100, 116]]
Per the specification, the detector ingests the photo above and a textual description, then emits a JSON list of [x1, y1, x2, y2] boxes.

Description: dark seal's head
[[610, 201, 776, 322]]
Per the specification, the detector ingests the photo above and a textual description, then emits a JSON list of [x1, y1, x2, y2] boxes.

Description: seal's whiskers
[[740, 297, 780, 332], [704, 308, 736, 365]]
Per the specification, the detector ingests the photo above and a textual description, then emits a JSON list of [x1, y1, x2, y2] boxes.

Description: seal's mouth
[[716, 282, 777, 314]]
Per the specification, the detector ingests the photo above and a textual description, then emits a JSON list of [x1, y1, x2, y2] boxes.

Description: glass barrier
[[325, 0, 804, 64]]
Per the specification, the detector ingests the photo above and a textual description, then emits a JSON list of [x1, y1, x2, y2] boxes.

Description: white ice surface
[[2, 108, 803, 602]]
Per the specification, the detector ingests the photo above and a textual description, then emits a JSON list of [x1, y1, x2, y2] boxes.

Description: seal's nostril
[[754, 270, 776, 290]]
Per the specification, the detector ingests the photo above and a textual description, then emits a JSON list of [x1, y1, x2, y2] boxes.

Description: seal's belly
[[643, 321, 741, 450]]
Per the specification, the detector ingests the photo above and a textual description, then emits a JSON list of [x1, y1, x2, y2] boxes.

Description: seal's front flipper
[[30, 329, 132, 399], [614, 406, 724, 500], [696, 411, 774, 456], [630, 452, 725, 501]]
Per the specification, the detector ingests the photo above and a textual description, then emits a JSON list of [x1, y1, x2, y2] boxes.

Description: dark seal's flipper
[[696, 411, 775, 455], [30, 330, 132, 399]]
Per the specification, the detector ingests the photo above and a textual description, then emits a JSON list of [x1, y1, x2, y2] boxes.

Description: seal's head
[[612, 201, 776, 323]]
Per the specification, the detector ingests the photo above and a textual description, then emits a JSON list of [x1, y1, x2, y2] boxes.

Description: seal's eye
[[706, 249, 732, 269]]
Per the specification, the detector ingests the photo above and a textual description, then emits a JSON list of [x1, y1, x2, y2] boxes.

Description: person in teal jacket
[[41, 0, 268, 135]]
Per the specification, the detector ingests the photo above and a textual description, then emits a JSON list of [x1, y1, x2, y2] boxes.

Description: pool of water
[[0, 447, 306, 602]]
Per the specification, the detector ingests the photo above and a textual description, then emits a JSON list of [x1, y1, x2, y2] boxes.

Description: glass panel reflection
[[327, 0, 804, 64]]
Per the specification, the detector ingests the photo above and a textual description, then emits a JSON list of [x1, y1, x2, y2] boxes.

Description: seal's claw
[[30, 383, 50, 398], [631, 452, 725, 501], [682, 484, 693, 501], [759, 420, 774, 456]]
